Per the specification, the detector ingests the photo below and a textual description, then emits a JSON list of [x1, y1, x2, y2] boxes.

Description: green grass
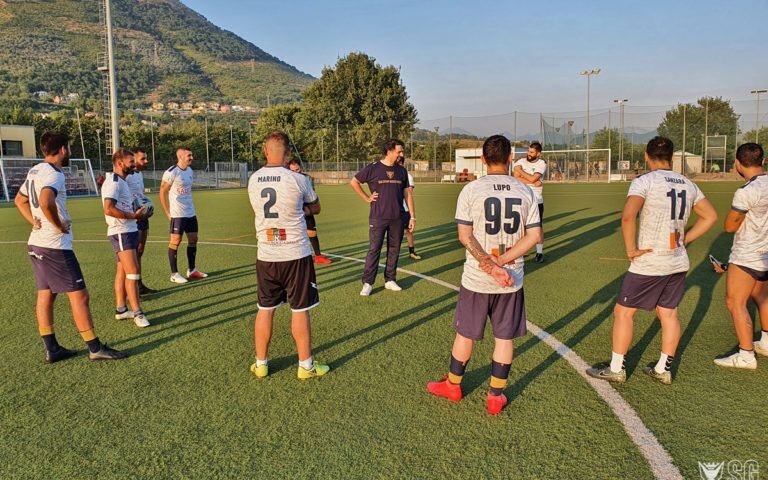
[[0, 181, 765, 479]]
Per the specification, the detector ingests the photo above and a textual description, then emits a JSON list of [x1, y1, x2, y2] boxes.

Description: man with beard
[[513, 141, 547, 262], [127, 147, 158, 294]]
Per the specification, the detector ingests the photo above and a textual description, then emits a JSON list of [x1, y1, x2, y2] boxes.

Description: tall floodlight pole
[[104, 0, 119, 152], [613, 99, 629, 162], [580, 68, 601, 180], [751, 89, 767, 143], [230, 125, 235, 163], [204, 117, 210, 171], [95, 129, 102, 172]]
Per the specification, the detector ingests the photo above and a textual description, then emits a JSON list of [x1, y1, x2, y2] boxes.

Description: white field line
[[0, 239, 681, 479]]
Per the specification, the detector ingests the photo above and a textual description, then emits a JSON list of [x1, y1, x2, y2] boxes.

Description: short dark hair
[[176, 146, 192, 154], [131, 147, 147, 155], [646, 136, 674, 162], [736, 142, 764, 168], [40, 131, 69, 157], [482, 135, 511, 165], [383, 138, 405, 155], [529, 141, 542, 152], [265, 131, 290, 151], [112, 148, 134, 164], [287, 158, 301, 166]]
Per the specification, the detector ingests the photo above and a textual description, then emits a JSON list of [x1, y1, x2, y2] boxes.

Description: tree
[[740, 127, 768, 155], [657, 97, 739, 157]]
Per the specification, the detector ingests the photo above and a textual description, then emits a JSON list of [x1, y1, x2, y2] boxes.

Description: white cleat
[[134, 313, 150, 328], [114, 309, 134, 320], [754, 342, 768, 357], [360, 283, 373, 296], [170, 272, 188, 284], [384, 280, 402, 292], [714, 351, 757, 370]]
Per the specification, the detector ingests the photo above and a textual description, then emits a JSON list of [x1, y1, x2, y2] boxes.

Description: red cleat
[[186, 268, 208, 279], [314, 255, 333, 265], [486, 393, 508, 415], [427, 377, 462, 402]]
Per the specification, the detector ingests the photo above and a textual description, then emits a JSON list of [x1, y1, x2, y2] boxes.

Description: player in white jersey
[[398, 156, 421, 260], [711, 143, 768, 369], [14, 132, 127, 362], [247, 131, 329, 380], [160, 146, 207, 284], [513, 141, 547, 262], [102, 149, 151, 328], [587, 136, 717, 385], [287, 158, 333, 265], [428, 135, 541, 414], [127, 147, 157, 295]]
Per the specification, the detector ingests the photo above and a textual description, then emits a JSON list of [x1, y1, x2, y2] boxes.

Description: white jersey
[[101, 173, 137, 236], [126, 171, 146, 203], [627, 169, 705, 276], [162, 165, 195, 218], [729, 175, 768, 271], [513, 158, 546, 204], [402, 173, 414, 212], [19, 162, 73, 250], [455, 174, 541, 294], [248, 166, 318, 262]]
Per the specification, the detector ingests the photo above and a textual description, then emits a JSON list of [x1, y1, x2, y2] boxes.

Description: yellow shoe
[[250, 363, 269, 379], [297, 362, 330, 380]]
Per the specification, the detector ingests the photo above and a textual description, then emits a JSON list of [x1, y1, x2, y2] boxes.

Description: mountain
[[0, 0, 314, 108]]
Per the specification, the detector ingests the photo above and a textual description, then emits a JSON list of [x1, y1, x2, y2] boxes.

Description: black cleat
[[45, 347, 78, 364], [89, 344, 129, 361], [534, 253, 545, 263], [139, 284, 159, 295]]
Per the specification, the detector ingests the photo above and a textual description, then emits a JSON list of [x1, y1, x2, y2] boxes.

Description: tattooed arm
[[458, 224, 513, 287]]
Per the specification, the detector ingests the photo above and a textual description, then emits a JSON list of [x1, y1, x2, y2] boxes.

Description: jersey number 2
[[484, 197, 521, 235], [261, 188, 278, 218], [666, 188, 686, 220]]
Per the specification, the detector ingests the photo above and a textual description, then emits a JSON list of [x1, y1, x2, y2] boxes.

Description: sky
[[182, 0, 767, 122]]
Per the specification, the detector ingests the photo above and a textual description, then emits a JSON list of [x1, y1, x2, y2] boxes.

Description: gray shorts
[[27, 246, 86, 293], [170, 216, 198, 235], [109, 231, 140, 254], [616, 271, 686, 311], [453, 286, 527, 340]]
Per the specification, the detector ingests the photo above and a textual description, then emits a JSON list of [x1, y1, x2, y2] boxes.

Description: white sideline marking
[[0, 239, 681, 479]]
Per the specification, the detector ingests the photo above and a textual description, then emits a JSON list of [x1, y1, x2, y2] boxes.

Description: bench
[[441, 174, 456, 183]]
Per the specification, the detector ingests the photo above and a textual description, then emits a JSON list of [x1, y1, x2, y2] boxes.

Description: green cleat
[[250, 363, 269, 379], [586, 363, 627, 383], [642, 362, 672, 385], [297, 362, 330, 380]]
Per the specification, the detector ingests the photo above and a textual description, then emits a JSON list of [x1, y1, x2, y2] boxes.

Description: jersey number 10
[[24, 180, 40, 208], [484, 197, 521, 235]]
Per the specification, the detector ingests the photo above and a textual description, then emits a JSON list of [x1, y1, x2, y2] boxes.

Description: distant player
[[398, 156, 421, 260], [159, 146, 207, 284], [247, 131, 329, 380], [513, 141, 546, 262], [350, 139, 415, 296], [587, 136, 717, 385], [127, 147, 158, 295], [712, 143, 768, 369], [14, 131, 128, 362], [427, 135, 542, 414], [102, 149, 151, 328], [287, 158, 332, 265]]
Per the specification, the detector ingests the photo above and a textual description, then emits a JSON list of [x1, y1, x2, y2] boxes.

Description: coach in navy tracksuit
[[350, 139, 416, 296]]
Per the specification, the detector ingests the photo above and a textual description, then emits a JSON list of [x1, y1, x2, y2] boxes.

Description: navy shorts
[[27, 246, 86, 293], [616, 271, 686, 311], [538, 203, 544, 224], [256, 255, 319, 312], [170, 216, 198, 235], [110, 231, 140, 254], [453, 286, 527, 340], [401, 211, 411, 230], [732, 264, 768, 282], [137, 218, 149, 231]]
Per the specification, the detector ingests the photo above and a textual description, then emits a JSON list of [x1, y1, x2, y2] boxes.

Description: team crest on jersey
[[386, 171, 394, 180], [266, 228, 287, 241]]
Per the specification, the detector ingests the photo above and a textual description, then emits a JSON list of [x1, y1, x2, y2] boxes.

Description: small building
[[166, 102, 179, 110], [209, 102, 220, 110], [454, 147, 528, 178], [220, 105, 231, 113], [0, 124, 37, 157], [181, 102, 194, 110], [672, 151, 703, 175], [152, 102, 165, 110]]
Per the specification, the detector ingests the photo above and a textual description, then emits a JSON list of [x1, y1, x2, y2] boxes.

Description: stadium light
[[750, 89, 767, 143], [580, 68, 601, 179], [613, 99, 629, 162]]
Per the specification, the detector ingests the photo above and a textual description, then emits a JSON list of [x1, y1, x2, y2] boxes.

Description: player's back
[[20, 162, 72, 250], [248, 166, 316, 261], [730, 174, 768, 270]]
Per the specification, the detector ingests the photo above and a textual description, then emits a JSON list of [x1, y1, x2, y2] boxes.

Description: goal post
[[530, 148, 615, 182], [0, 157, 98, 202]]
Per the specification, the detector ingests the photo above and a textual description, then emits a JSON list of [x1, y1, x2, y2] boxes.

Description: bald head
[[264, 131, 290, 165]]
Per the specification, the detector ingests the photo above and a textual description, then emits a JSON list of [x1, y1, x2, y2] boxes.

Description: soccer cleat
[[133, 313, 150, 328], [586, 363, 627, 383], [384, 280, 402, 291], [534, 253, 545, 263], [427, 377, 463, 402], [114, 309, 134, 320], [409, 252, 422, 260], [314, 255, 333, 265], [187, 268, 208, 279], [297, 362, 330, 380], [487, 393, 508, 415], [88, 344, 129, 361], [754, 342, 768, 357], [250, 363, 269, 379], [45, 346, 78, 364], [170, 272, 188, 284], [139, 284, 159, 295], [642, 362, 672, 385], [360, 283, 373, 296], [714, 351, 757, 370]]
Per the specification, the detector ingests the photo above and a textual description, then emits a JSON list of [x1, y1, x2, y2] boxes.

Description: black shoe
[[45, 346, 78, 364], [89, 344, 129, 361], [139, 284, 159, 295], [534, 253, 544, 263]]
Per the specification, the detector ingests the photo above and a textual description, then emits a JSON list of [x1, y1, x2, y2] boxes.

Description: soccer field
[[0, 181, 765, 479]]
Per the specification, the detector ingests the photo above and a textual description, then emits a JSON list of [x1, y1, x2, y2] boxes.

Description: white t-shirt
[[101, 173, 137, 236], [626, 169, 705, 276], [161, 165, 195, 218], [513, 158, 547, 204], [402, 173, 414, 212], [127, 171, 145, 203], [248, 166, 318, 262], [729, 175, 768, 271], [455, 174, 541, 294], [19, 162, 73, 250]]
